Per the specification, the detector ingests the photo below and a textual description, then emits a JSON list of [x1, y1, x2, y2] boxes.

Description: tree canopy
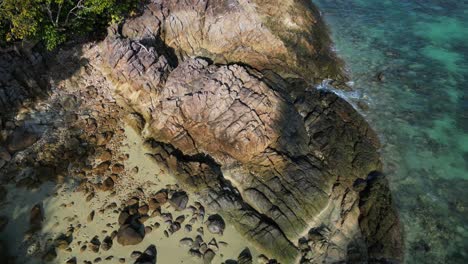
[[0, 0, 139, 50]]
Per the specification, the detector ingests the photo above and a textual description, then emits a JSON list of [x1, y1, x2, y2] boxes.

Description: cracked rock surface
[[99, 1, 403, 262]]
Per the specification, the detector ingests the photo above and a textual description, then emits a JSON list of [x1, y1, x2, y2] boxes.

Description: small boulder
[[87, 210, 95, 222], [101, 177, 115, 191], [203, 249, 216, 264], [118, 211, 131, 225], [206, 214, 225, 235], [7, 127, 39, 153], [169, 191, 188, 210], [179, 238, 193, 248], [101, 236, 113, 251], [134, 245, 157, 264], [117, 224, 145, 246], [238, 248, 253, 264], [154, 191, 168, 205]]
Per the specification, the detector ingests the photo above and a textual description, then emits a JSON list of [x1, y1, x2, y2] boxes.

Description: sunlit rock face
[[100, 1, 403, 262], [120, 0, 347, 84]]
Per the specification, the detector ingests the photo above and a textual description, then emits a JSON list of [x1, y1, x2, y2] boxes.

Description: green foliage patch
[[0, 0, 139, 50]]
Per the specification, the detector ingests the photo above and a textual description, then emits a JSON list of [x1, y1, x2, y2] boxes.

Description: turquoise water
[[314, 0, 468, 263]]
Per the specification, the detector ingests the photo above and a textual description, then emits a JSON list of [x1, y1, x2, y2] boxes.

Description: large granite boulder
[[100, 1, 402, 263]]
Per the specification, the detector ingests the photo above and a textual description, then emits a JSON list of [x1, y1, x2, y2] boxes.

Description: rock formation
[[99, 1, 403, 263], [0, 0, 402, 263]]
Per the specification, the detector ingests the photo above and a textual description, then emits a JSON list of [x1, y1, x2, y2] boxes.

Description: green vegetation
[[0, 0, 139, 50]]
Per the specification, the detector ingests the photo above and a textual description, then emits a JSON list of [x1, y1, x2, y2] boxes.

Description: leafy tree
[[0, 0, 138, 50]]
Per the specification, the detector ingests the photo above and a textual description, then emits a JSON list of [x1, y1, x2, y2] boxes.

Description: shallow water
[[314, 0, 468, 263]]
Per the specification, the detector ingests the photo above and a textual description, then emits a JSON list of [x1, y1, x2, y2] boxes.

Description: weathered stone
[[89, 236, 101, 253], [87, 210, 95, 222], [117, 224, 145, 246], [6, 127, 40, 153], [138, 204, 149, 215], [169, 191, 188, 211], [101, 236, 113, 251], [134, 245, 157, 264], [179, 238, 193, 248], [203, 249, 215, 264], [154, 191, 168, 205], [206, 215, 225, 235], [119, 211, 131, 225], [101, 177, 115, 191], [238, 248, 253, 264]]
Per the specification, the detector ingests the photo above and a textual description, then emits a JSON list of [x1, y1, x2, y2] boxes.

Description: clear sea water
[[313, 0, 468, 263]]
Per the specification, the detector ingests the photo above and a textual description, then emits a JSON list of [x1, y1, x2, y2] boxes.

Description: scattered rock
[[238, 248, 253, 264], [119, 211, 131, 225], [175, 215, 185, 224], [169, 222, 181, 233], [86, 192, 95, 202], [127, 197, 139, 206], [88, 210, 95, 222], [169, 191, 188, 210], [206, 214, 225, 235], [208, 238, 218, 251], [117, 224, 145, 246], [203, 249, 216, 264], [96, 149, 113, 162], [138, 204, 149, 215], [101, 236, 113, 251], [144, 226, 153, 234], [134, 245, 157, 264], [101, 177, 115, 191], [80, 245, 87, 252], [112, 163, 125, 174], [55, 234, 71, 250], [131, 251, 142, 259], [179, 238, 193, 248], [66, 257, 77, 264], [154, 191, 168, 205], [89, 236, 101, 253], [189, 249, 202, 259]]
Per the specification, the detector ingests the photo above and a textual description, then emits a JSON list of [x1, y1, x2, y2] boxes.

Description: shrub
[[0, 0, 139, 50]]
